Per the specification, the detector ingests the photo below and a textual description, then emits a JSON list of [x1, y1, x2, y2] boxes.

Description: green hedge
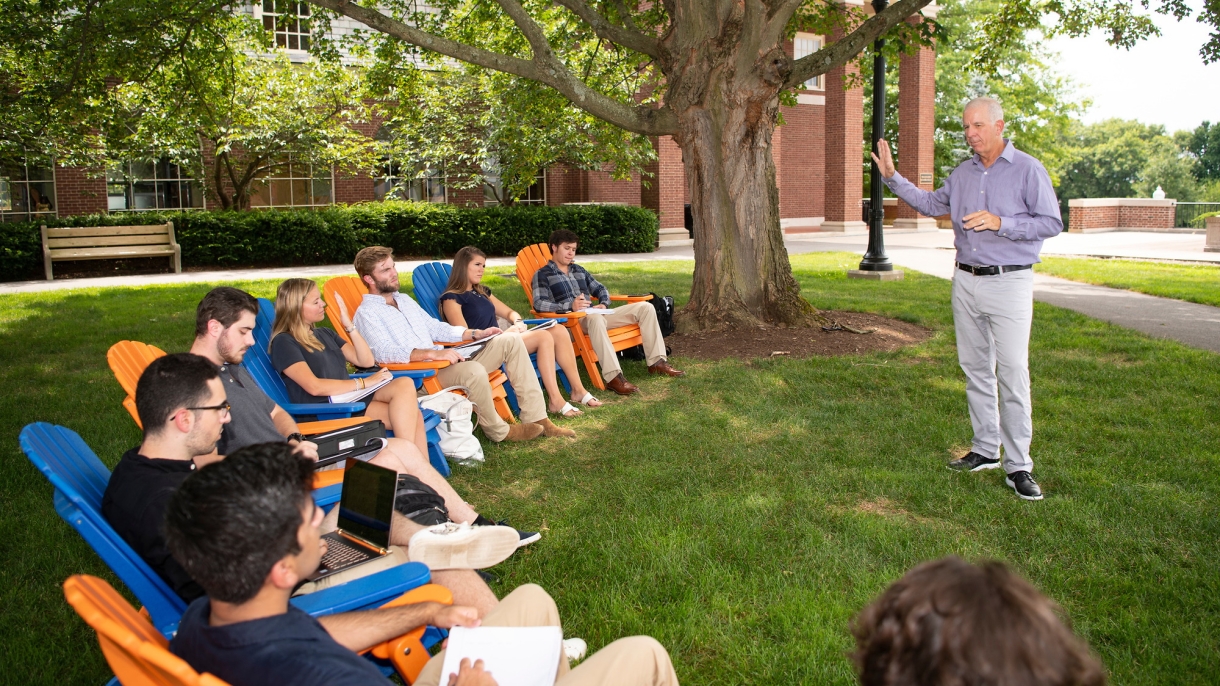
[[0, 201, 659, 281]]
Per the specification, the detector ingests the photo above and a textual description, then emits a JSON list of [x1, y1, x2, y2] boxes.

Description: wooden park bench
[[40, 222, 182, 280]]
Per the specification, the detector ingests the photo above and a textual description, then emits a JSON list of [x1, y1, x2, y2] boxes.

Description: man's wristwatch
[[287, 432, 306, 444]]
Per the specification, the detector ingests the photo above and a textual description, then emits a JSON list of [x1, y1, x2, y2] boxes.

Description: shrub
[[0, 201, 658, 281]]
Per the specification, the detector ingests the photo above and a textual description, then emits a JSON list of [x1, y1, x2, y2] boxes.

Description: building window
[[260, 0, 311, 51], [107, 159, 204, 212], [483, 169, 546, 206], [248, 155, 333, 208], [375, 162, 447, 203], [0, 155, 55, 222], [793, 33, 824, 90]]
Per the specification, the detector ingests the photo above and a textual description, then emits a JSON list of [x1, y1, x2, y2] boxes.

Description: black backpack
[[618, 292, 675, 361]]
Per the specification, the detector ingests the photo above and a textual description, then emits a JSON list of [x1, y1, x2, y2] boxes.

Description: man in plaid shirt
[[531, 229, 683, 395]]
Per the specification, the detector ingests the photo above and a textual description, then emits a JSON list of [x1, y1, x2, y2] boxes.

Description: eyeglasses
[[187, 401, 231, 417]]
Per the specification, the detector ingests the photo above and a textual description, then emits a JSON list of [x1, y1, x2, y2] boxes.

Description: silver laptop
[[308, 459, 398, 581]]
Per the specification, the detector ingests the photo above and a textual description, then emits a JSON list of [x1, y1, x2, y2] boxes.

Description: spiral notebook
[[439, 626, 563, 686]]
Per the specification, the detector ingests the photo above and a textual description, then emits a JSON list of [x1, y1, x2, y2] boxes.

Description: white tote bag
[[418, 386, 484, 466]]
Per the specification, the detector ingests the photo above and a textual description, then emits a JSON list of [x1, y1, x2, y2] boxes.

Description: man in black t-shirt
[[101, 353, 231, 601]]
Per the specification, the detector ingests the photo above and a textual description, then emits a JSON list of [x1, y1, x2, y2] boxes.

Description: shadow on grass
[[2, 255, 1219, 684]]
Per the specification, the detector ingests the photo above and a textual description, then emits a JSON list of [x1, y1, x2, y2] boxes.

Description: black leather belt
[[957, 263, 1032, 276]]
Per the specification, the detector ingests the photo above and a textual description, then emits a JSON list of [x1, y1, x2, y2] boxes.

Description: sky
[[1044, 8, 1220, 134]]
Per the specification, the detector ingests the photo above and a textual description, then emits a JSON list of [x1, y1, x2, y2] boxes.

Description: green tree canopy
[[1055, 119, 1200, 203]]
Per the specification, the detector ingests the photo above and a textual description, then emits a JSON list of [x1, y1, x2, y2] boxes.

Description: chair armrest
[[531, 310, 585, 321], [351, 369, 436, 381], [384, 361, 452, 371], [523, 318, 567, 325], [291, 562, 432, 616], [282, 401, 366, 415], [312, 483, 342, 509], [608, 294, 653, 303]]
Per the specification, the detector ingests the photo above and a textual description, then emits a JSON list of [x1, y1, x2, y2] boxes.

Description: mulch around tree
[[667, 311, 933, 360]]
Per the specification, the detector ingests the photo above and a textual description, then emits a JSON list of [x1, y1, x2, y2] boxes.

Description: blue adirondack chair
[[411, 262, 571, 415], [254, 299, 451, 477], [18, 423, 429, 638]]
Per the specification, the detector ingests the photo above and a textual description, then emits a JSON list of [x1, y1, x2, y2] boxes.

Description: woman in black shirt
[[270, 278, 429, 458], [440, 247, 601, 418]]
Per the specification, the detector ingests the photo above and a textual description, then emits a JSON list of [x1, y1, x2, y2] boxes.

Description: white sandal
[[550, 402, 583, 418], [574, 392, 602, 408]]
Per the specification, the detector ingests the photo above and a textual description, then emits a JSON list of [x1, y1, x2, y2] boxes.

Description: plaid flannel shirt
[[353, 292, 465, 364], [531, 261, 610, 313]]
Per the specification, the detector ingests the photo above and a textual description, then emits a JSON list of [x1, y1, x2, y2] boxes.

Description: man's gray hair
[[964, 97, 1004, 123]]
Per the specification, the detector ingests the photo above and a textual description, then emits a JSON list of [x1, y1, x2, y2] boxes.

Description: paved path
[[2, 229, 1216, 353]]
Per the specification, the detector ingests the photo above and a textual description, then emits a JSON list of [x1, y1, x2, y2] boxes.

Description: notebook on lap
[[308, 459, 399, 581]]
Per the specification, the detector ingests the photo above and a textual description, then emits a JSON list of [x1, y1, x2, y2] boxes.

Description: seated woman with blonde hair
[[270, 277, 430, 457], [440, 246, 602, 418]]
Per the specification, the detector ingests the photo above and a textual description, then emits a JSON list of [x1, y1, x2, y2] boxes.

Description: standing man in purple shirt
[[873, 96, 1062, 500]]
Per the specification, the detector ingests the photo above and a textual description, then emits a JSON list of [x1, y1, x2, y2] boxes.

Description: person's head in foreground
[[851, 556, 1106, 686], [272, 277, 329, 352], [446, 245, 491, 296], [547, 229, 580, 267], [136, 352, 228, 451], [355, 245, 400, 295]]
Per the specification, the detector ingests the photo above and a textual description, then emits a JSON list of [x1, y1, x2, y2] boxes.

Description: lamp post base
[[848, 269, 905, 281]]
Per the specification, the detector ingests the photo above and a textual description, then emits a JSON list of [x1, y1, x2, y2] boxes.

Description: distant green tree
[[1184, 121, 1220, 181], [1056, 119, 1199, 203], [931, 0, 1084, 186]]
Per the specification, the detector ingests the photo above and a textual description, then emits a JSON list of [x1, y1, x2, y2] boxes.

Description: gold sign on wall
[[919, 173, 934, 185]]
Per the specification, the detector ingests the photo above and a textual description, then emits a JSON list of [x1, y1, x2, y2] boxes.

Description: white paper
[[328, 373, 393, 404], [527, 320, 558, 331], [573, 307, 615, 314], [439, 626, 563, 686]]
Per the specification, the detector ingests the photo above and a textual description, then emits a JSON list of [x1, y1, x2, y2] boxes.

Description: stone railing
[[1067, 198, 1176, 233]]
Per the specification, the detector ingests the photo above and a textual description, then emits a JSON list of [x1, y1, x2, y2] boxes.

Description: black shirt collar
[[120, 447, 196, 472]]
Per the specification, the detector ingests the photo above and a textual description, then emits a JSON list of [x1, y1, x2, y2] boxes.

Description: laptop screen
[[335, 460, 397, 549]]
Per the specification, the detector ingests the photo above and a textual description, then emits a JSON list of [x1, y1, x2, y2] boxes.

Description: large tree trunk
[[663, 4, 819, 331]]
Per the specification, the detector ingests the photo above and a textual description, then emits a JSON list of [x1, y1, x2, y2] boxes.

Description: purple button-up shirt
[[882, 139, 1062, 267]]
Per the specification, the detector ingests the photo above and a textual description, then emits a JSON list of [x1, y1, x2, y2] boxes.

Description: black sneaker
[[947, 451, 1000, 472], [477, 515, 542, 548], [1006, 471, 1043, 500]]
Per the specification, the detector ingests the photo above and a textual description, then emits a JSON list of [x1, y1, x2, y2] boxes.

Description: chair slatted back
[[515, 244, 553, 311], [21, 423, 188, 632], [63, 575, 229, 686], [322, 276, 371, 348], [247, 298, 295, 408], [411, 262, 452, 321], [108, 341, 169, 427]]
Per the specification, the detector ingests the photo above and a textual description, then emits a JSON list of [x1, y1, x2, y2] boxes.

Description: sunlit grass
[[1036, 256, 1220, 307]]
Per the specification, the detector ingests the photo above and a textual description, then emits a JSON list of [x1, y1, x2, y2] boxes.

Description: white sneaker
[[563, 637, 588, 663], [407, 522, 520, 571]]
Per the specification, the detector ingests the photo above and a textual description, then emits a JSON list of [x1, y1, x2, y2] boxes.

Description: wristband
[[287, 432, 306, 444]]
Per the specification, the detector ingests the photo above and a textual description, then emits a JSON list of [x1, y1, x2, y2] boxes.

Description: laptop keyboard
[[321, 536, 372, 570]]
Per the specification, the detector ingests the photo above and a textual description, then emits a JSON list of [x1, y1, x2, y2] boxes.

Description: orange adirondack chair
[[515, 243, 652, 391], [322, 276, 514, 422], [105, 340, 363, 489], [63, 574, 451, 686]]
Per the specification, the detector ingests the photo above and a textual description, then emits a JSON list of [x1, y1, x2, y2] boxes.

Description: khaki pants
[[436, 333, 545, 442], [580, 302, 667, 382], [414, 584, 679, 686]]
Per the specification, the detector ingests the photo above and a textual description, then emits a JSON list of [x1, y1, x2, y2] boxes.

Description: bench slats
[[47, 234, 174, 249], [44, 225, 171, 239], [48, 246, 177, 260]]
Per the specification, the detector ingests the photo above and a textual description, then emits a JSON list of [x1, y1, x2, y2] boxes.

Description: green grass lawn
[[1036, 256, 1220, 307], [3, 253, 1219, 684]]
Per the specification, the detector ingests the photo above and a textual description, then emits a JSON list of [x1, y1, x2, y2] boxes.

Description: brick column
[[822, 28, 866, 233], [893, 28, 938, 231], [643, 135, 691, 246]]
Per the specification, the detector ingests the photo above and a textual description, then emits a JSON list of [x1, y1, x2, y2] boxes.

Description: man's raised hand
[[432, 605, 482, 630], [871, 139, 896, 179]]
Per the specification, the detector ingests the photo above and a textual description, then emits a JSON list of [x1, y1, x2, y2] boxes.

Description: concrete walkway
[[2, 228, 1217, 353]]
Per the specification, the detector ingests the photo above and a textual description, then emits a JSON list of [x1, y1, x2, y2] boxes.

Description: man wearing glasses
[[102, 353, 233, 601]]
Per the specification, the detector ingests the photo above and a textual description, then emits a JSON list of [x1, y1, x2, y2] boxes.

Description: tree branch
[[305, 0, 677, 135], [784, 0, 934, 89], [553, 0, 661, 58]]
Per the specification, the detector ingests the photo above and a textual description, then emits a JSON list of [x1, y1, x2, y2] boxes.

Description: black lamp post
[[858, 0, 893, 272]]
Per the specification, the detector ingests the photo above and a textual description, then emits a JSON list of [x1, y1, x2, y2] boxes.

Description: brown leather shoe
[[648, 360, 685, 377], [502, 423, 545, 442], [605, 374, 639, 395], [533, 418, 576, 438]]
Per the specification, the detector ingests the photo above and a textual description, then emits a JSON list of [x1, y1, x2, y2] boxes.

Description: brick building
[[1, 3, 940, 245]]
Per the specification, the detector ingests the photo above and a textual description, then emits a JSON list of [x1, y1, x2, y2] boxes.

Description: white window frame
[[483, 168, 546, 206], [107, 158, 205, 213], [793, 33, 824, 91], [0, 154, 57, 222], [375, 162, 448, 204], [252, 0, 312, 54], [248, 155, 335, 208]]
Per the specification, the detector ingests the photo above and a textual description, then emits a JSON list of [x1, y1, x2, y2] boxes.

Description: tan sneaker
[[503, 422, 545, 442], [534, 418, 576, 438], [407, 522, 520, 570]]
